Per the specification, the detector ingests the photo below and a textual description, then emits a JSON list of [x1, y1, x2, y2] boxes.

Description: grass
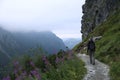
[[44, 57, 86, 80], [74, 10, 120, 80]]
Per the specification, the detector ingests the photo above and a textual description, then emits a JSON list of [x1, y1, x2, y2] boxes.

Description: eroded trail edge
[[77, 53, 110, 80]]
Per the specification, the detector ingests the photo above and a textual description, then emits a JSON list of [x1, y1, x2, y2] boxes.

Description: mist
[[0, 0, 85, 39]]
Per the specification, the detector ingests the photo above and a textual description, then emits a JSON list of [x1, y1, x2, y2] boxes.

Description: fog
[[0, 0, 85, 39]]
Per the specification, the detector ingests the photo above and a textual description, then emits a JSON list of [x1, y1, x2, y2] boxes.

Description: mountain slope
[[64, 38, 81, 49], [92, 11, 120, 80], [0, 28, 66, 65], [0, 27, 21, 65], [13, 31, 66, 54], [74, 0, 120, 79], [74, 10, 120, 80]]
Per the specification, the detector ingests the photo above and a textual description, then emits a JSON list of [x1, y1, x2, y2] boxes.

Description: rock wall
[[81, 0, 120, 39]]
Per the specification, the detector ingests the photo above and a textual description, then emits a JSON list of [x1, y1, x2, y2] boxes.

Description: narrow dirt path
[[77, 53, 110, 80]]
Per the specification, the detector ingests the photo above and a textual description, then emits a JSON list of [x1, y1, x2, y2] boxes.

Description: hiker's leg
[[89, 50, 92, 64], [91, 51, 93, 64], [92, 51, 95, 65], [88, 50, 91, 64]]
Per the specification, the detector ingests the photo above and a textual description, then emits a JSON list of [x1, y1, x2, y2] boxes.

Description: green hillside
[[74, 10, 120, 80]]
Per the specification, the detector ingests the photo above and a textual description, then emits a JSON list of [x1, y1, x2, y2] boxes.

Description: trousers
[[88, 50, 95, 65]]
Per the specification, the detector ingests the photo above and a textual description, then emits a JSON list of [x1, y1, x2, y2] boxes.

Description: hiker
[[87, 38, 96, 65]]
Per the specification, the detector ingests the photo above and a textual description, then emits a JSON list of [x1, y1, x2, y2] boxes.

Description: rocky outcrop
[[81, 0, 120, 39]]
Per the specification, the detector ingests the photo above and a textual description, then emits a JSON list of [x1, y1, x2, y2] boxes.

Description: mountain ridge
[[63, 38, 81, 49], [0, 27, 66, 65]]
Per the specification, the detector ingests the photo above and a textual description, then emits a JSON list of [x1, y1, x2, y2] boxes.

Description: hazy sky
[[0, 0, 85, 39]]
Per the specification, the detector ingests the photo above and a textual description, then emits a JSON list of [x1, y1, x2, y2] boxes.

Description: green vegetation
[[43, 57, 86, 80], [2, 50, 86, 80], [74, 10, 120, 80]]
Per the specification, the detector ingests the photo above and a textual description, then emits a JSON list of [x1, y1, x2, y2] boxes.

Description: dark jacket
[[87, 39, 95, 51]]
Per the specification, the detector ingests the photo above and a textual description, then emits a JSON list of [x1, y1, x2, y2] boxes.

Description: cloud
[[0, 0, 85, 38]]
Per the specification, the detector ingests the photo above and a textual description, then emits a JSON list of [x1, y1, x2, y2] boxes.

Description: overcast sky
[[0, 0, 85, 39]]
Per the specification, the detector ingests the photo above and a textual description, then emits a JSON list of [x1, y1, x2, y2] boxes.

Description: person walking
[[87, 38, 96, 65]]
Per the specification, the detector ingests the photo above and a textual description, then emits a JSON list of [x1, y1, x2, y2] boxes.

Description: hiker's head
[[89, 37, 93, 41]]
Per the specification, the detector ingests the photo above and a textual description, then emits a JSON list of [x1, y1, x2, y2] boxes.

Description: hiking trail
[[77, 53, 110, 80]]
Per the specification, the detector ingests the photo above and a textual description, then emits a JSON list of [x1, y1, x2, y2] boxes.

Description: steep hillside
[[74, 0, 120, 80], [90, 10, 120, 80], [0, 27, 21, 65], [13, 31, 66, 54], [75, 10, 120, 80], [0, 28, 66, 65], [0, 28, 21, 55]]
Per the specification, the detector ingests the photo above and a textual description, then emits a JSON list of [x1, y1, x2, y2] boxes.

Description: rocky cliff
[[81, 0, 120, 39]]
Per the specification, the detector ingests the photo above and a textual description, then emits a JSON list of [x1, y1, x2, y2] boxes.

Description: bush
[[46, 57, 86, 80], [2, 50, 86, 80]]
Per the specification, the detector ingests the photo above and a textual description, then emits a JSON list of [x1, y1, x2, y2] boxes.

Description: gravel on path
[[77, 53, 110, 80]]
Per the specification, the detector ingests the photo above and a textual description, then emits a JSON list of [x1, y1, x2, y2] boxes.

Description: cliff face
[[81, 0, 120, 39]]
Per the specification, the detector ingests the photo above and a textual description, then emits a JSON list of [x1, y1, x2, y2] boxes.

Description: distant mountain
[[0, 27, 21, 65], [13, 31, 66, 54], [0, 27, 66, 65], [63, 38, 82, 49]]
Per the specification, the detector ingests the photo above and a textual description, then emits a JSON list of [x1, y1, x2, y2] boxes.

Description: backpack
[[89, 40, 95, 50]]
